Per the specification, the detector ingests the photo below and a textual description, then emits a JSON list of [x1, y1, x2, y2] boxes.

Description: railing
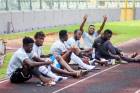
[[0, 39, 6, 67]]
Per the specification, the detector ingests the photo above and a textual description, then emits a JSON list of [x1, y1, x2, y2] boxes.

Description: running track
[[0, 39, 140, 93]]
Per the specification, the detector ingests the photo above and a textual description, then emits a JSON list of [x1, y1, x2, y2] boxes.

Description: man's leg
[[120, 55, 140, 63], [70, 53, 95, 70], [31, 67, 55, 85], [134, 58, 140, 63], [57, 56, 76, 72], [62, 51, 71, 63], [50, 65, 81, 78], [39, 65, 67, 82]]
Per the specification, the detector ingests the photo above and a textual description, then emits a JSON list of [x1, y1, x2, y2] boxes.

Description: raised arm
[[80, 15, 88, 33], [97, 16, 107, 34]]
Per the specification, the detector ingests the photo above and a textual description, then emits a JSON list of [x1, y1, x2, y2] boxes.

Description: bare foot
[[130, 52, 138, 58]]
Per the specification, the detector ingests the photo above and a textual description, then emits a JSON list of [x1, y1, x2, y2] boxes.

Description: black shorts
[[10, 68, 32, 83], [10, 67, 42, 83]]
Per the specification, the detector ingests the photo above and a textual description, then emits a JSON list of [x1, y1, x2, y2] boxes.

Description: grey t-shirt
[[50, 40, 67, 55], [82, 31, 99, 48]]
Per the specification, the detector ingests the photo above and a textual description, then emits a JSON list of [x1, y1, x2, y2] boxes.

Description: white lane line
[[135, 89, 140, 93], [52, 64, 120, 93], [0, 79, 9, 84]]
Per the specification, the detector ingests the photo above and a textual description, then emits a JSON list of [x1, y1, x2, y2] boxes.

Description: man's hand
[[97, 15, 107, 34], [83, 15, 88, 21], [45, 60, 52, 65], [70, 47, 77, 52], [103, 16, 107, 22], [80, 15, 88, 32]]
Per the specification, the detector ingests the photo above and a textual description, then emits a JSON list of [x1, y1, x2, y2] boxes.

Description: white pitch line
[[52, 64, 120, 93], [135, 89, 140, 93]]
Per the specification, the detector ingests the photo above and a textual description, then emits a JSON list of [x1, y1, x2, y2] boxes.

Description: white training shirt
[[7, 48, 34, 77], [32, 43, 43, 57], [32, 43, 50, 61], [66, 37, 81, 49], [50, 40, 67, 55], [82, 31, 99, 48]]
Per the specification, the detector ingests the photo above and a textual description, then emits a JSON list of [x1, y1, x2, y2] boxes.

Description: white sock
[[92, 50, 95, 59], [70, 53, 95, 70]]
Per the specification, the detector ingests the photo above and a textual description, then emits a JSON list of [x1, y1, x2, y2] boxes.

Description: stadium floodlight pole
[[132, 0, 135, 20], [125, 0, 128, 21]]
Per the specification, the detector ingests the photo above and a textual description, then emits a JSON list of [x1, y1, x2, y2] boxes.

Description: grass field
[[0, 20, 140, 79]]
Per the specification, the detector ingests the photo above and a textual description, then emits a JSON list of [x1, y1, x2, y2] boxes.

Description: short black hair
[[104, 29, 112, 35], [74, 29, 81, 34], [34, 31, 45, 39], [23, 37, 34, 45], [59, 30, 67, 39], [89, 25, 95, 27]]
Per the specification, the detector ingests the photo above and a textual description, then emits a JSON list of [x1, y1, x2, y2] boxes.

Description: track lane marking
[[52, 64, 120, 93], [0, 79, 9, 84], [135, 89, 140, 93]]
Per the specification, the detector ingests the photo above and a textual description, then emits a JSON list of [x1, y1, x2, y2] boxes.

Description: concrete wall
[[0, 8, 121, 34], [135, 8, 140, 19]]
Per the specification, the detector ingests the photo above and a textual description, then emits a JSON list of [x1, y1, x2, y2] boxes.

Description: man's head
[[74, 29, 82, 40], [23, 37, 34, 53], [102, 29, 112, 41], [88, 25, 95, 35], [59, 30, 68, 42], [34, 31, 45, 46]]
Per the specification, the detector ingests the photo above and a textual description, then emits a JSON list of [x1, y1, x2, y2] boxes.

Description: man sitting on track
[[7, 37, 55, 86], [80, 15, 107, 49], [33, 31, 88, 79], [50, 30, 97, 70], [66, 29, 108, 66], [93, 29, 139, 63]]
